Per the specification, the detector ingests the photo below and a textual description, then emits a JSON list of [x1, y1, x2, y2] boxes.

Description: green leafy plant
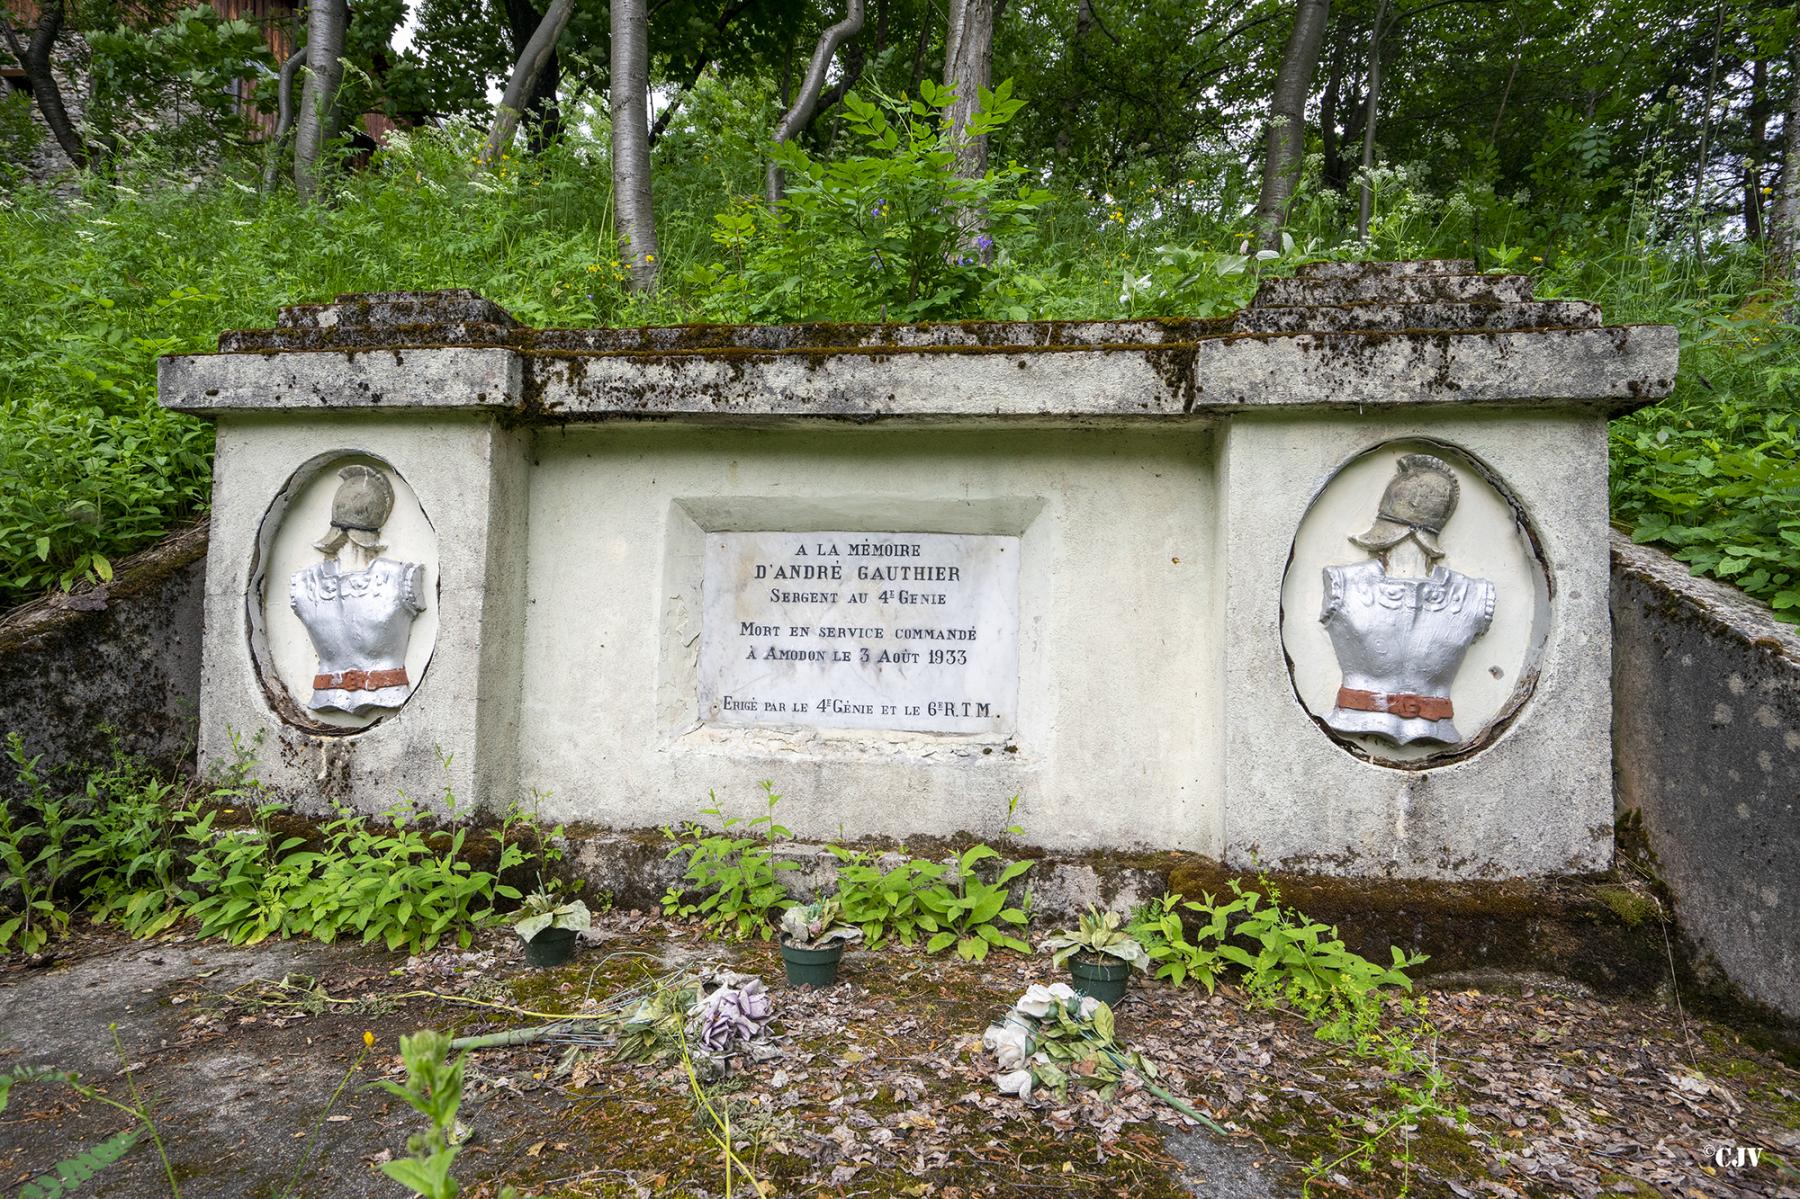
[[662, 782, 798, 940], [826, 848, 939, 947], [685, 79, 1052, 322], [373, 1030, 525, 1199], [1128, 890, 1236, 991], [912, 842, 1034, 961], [67, 745, 193, 937], [1040, 906, 1151, 972], [0, 735, 90, 953], [0, 1026, 182, 1197], [512, 891, 590, 942]]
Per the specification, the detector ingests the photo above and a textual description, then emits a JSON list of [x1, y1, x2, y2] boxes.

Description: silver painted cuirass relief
[[1321, 454, 1495, 746], [290, 465, 427, 714]]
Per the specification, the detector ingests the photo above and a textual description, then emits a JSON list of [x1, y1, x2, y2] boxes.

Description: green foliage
[[0, 736, 87, 953], [909, 842, 1034, 961], [0, 89, 42, 191], [0, 737, 553, 956], [662, 781, 798, 940], [1039, 905, 1150, 971], [12, 1128, 142, 1199], [512, 891, 590, 941], [85, 5, 275, 164], [1605, 282, 1800, 622], [823, 848, 940, 947], [664, 790, 1035, 957], [373, 1030, 525, 1199], [685, 80, 1053, 322], [1131, 878, 1424, 1044]]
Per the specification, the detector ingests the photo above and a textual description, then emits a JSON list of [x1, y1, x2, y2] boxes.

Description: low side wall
[[1612, 533, 1800, 1021], [0, 523, 208, 791]]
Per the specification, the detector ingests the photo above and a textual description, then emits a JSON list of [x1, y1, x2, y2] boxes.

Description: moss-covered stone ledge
[[569, 828, 1683, 999], [159, 264, 1676, 423]]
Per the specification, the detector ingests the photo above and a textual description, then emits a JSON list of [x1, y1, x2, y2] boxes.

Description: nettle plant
[[685, 78, 1052, 323]]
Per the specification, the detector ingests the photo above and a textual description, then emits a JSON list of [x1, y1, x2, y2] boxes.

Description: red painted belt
[[1335, 687, 1453, 721], [313, 668, 409, 692]]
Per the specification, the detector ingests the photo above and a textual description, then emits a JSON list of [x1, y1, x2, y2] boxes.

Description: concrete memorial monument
[[160, 262, 1676, 878]]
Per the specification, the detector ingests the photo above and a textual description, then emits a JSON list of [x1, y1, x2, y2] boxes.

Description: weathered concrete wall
[[158, 268, 1676, 880], [1612, 534, 1800, 1021], [0, 523, 207, 789]]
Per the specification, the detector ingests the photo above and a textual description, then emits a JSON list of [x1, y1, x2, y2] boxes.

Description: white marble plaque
[[699, 531, 1020, 734]]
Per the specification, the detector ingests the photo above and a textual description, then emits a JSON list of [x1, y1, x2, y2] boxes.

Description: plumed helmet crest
[[1350, 453, 1461, 558], [329, 465, 394, 533]]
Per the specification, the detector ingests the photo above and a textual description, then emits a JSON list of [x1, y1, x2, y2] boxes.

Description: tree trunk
[[1689, 2, 1725, 261], [611, 0, 660, 291], [293, 0, 347, 204], [942, 0, 995, 180], [504, 0, 565, 153], [1771, 38, 1800, 282], [485, 0, 575, 165], [1253, 0, 1331, 249], [765, 0, 866, 205], [1744, 56, 1768, 243], [261, 47, 305, 192], [1, 3, 88, 170], [1319, 30, 1345, 190], [1355, 0, 1387, 240], [1054, 0, 1094, 158]]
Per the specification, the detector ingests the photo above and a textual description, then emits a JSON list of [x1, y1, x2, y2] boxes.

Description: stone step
[[1296, 258, 1476, 280], [220, 321, 518, 352], [1254, 272, 1534, 307], [1232, 299, 1600, 334], [276, 289, 519, 331]]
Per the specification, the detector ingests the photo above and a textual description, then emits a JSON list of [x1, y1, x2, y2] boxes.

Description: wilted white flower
[[983, 1023, 1031, 1072], [996, 1068, 1035, 1099]]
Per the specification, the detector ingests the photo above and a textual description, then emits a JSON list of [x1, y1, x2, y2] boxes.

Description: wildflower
[[976, 234, 994, 253], [1762, 186, 1773, 196], [1531, 255, 1543, 263], [363, 1030, 375, 1048], [645, 253, 655, 263]]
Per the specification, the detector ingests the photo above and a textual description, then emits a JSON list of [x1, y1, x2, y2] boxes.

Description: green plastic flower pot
[[523, 927, 577, 968], [1069, 955, 1130, 1005], [780, 941, 844, 987]]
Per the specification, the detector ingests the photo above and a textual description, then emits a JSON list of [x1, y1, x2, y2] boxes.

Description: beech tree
[[293, 0, 347, 204], [612, 0, 660, 291], [1254, 0, 1331, 248]]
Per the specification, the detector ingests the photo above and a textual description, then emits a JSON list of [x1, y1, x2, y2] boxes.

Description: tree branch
[[485, 0, 576, 165], [766, 0, 866, 205]]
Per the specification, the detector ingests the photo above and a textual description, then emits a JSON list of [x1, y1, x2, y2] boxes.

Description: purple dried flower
[[694, 980, 774, 1054]]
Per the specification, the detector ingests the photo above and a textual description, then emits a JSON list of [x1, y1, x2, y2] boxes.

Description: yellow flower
[[645, 253, 656, 263], [363, 1030, 375, 1048], [1531, 255, 1543, 263], [1762, 186, 1773, 195]]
